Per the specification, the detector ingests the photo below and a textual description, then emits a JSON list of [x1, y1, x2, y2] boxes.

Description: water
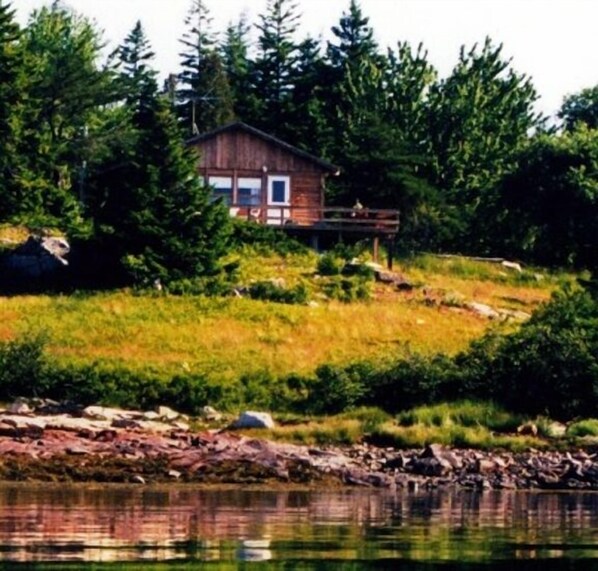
[[0, 485, 597, 570]]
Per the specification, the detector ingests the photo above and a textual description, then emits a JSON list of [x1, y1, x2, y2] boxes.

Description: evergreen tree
[[327, 0, 379, 71], [559, 85, 598, 132], [177, 0, 234, 135], [325, 0, 385, 155], [91, 25, 231, 285], [384, 42, 436, 152], [0, 1, 23, 220], [252, 0, 300, 135], [220, 14, 258, 123], [112, 19, 157, 110], [288, 35, 334, 154]]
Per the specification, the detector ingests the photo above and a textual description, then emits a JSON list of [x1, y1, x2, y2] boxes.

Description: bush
[[248, 280, 310, 304], [321, 276, 371, 302], [482, 285, 598, 419], [567, 419, 598, 438], [230, 219, 307, 255], [317, 253, 344, 276], [366, 353, 459, 413], [0, 335, 47, 398], [307, 363, 373, 415]]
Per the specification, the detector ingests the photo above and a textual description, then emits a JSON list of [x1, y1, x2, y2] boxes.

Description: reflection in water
[[0, 485, 597, 565]]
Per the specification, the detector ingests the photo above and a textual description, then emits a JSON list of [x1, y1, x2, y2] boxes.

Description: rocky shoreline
[[1, 400, 597, 490]]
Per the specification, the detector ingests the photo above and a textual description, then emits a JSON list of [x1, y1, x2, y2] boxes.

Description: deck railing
[[228, 204, 400, 235]]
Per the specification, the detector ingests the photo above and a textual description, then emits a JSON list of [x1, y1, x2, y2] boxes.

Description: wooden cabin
[[188, 122, 400, 264], [188, 121, 339, 226]]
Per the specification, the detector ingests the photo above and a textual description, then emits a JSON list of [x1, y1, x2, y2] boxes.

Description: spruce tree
[[177, 0, 234, 135], [220, 15, 258, 123], [91, 23, 231, 285], [0, 1, 22, 220], [112, 19, 157, 111], [252, 0, 300, 135]]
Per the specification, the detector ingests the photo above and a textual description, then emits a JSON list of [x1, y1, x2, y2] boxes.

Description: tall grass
[[0, 249, 569, 389]]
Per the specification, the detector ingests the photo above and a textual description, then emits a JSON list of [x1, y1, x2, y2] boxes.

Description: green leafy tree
[[427, 38, 542, 249], [559, 85, 598, 132], [14, 1, 116, 227], [491, 127, 598, 267], [177, 0, 234, 135]]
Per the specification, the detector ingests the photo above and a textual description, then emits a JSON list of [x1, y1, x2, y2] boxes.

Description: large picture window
[[207, 176, 233, 205], [237, 177, 262, 206]]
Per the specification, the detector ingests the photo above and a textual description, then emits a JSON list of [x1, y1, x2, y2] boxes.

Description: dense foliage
[[1, 1, 595, 271], [1, 277, 595, 420]]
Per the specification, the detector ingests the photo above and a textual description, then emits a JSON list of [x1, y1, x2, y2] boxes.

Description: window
[[267, 176, 290, 205], [237, 177, 262, 206], [207, 176, 232, 205]]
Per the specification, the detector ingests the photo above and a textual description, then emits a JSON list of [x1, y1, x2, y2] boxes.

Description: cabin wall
[[192, 129, 329, 224], [195, 131, 324, 173]]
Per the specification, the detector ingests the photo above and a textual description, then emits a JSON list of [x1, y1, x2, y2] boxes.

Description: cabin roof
[[187, 121, 340, 175]]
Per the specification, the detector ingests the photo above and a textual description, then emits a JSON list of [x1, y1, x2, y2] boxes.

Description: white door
[[266, 175, 290, 225]]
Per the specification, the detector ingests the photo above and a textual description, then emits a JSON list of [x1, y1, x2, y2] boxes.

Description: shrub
[[482, 285, 598, 419], [307, 363, 373, 415], [230, 219, 307, 255], [0, 335, 48, 399], [316, 253, 344, 276], [248, 280, 310, 304], [567, 419, 598, 438], [321, 276, 371, 302]]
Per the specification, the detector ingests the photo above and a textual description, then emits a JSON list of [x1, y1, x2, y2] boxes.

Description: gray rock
[[2, 235, 70, 278], [157, 406, 180, 421], [467, 302, 500, 319], [8, 398, 32, 415], [199, 406, 222, 422], [231, 411, 275, 430]]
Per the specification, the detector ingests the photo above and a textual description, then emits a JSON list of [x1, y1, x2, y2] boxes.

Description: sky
[[13, 0, 598, 119]]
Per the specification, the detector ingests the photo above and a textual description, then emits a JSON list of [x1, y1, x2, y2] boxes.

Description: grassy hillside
[[0, 244, 573, 384]]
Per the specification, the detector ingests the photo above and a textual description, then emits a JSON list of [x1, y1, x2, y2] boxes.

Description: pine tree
[[220, 15, 258, 122], [427, 37, 543, 249], [327, 0, 379, 71], [91, 25, 231, 285], [252, 0, 300, 135], [0, 1, 22, 220], [112, 19, 157, 110], [177, 0, 234, 135], [288, 36, 334, 154]]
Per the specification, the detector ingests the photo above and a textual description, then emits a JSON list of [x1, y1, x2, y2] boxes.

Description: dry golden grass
[[0, 252, 572, 382]]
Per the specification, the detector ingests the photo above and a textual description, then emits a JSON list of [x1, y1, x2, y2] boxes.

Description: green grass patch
[[567, 419, 598, 438], [396, 400, 522, 433]]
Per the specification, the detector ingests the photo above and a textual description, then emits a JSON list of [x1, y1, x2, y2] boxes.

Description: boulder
[[199, 406, 222, 422], [157, 406, 180, 421], [2, 235, 70, 278], [8, 398, 33, 415], [231, 411, 275, 430], [501, 260, 522, 272], [467, 302, 500, 319]]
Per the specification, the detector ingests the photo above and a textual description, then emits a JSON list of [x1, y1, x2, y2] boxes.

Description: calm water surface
[[0, 484, 597, 570]]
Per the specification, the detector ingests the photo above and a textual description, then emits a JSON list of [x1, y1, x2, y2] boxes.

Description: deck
[[228, 205, 400, 236]]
